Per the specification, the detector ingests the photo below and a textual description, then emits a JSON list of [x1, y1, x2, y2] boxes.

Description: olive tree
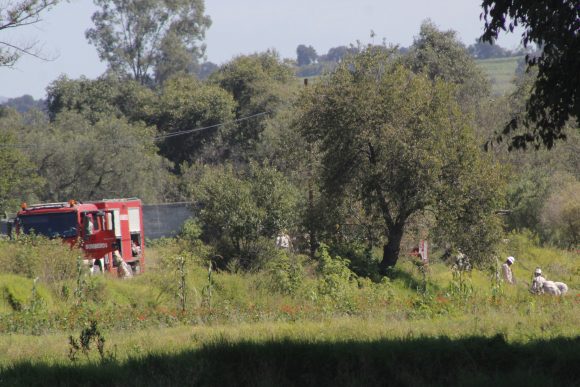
[[18, 110, 171, 202], [297, 47, 505, 272]]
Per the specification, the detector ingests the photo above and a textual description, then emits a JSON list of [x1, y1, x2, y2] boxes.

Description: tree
[[150, 75, 236, 165], [296, 44, 317, 66], [46, 75, 154, 123], [209, 51, 295, 161], [403, 20, 490, 113], [541, 177, 580, 249], [3, 95, 45, 113], [0, 109, 43, 214], [297, 48, 505, 272], [17, 110, 171, 202], [0, 0, 61, 66], [86, 0, 211, 85], [481, 0, 580, 149], [467, 39, 511, 59], [319, 45, 355, 63], [191, 163, 300, 268], [198, 61, 218, 79]]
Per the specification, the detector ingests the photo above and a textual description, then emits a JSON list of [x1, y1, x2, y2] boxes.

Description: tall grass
[[0, 232, 578, 385], [1, 330, 579, 386]]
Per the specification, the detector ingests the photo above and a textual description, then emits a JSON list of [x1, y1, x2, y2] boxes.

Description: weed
[[266, 251, 305, 296], [489, 257, 504, 304], [73, 255, 87, 306], [202, 260, 213, 309], [68, 320, 108, 363], [448, 253, 473, 301]]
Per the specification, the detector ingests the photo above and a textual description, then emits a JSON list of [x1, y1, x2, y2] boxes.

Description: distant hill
[[0, 96, 8, 104]]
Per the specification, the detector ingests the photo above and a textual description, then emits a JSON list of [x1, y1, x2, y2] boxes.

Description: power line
[[154, 111, 268, 141], [0, 111, 270, 149]]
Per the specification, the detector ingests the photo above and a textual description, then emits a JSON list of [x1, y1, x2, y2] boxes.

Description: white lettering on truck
[[85, 243, 107, 249]]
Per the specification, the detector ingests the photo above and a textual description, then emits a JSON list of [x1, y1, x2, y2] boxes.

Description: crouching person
[[530, 267, 567, 296]]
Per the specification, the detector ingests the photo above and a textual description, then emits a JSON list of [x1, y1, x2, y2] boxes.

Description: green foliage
[[481, 0, 580, 148], [296, 44, 318, 66], [68, 320, 107, 363], [266, 251, 305, 296], [297, 46, 505, 270], [448, 256, 474, 301], [16, 110, 171, 202], [86, 0, 211, 85], [192, 164, 300, 269], [2, 94, 46, 113], [468, 39, 515, 59], [176, 219, 210, 258], [504, 168, 551, 235], [540, 179, 580, 248], [155, 253, 199, 312], [315, 245, 355, 308], [150, 76, 236, 165], [402, 20, 491, 111], [0, 232, 576, 341], [432, 152, 507, 268], [0, 234, 78, 283], [0, 128, 42, 214], [209, 51, 296, 160], [45, 75, 155, 123]]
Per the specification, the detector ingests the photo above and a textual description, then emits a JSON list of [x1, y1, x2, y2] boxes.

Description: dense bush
[[192, 163, 300, 270], [0, 234, 79, 283]]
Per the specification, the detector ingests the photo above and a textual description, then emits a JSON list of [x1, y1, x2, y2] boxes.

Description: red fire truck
[[15, 198, 145, 274]]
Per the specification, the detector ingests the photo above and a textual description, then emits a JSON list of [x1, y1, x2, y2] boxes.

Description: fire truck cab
[[15, 198, 144, 274]]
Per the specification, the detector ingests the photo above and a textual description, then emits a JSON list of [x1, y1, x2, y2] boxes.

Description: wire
[[154, 111, 269, 141], [0, 111, 270, 149]]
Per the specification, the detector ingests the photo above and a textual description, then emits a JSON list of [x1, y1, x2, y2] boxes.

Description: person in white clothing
[[501, 256, 515, 284], [530, 267, 547, 294], [531, 267, 567, 295], [275, 231, 290, 249], [113, 250, 133, 279]]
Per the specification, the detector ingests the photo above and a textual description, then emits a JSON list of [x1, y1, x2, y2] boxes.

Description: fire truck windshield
[[19, 212, 78, 238]]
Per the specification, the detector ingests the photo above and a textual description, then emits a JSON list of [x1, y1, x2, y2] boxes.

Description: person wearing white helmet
[[530, 267, 546, 294], [531, 267, 568, 295], [501, 256, 516, 284]]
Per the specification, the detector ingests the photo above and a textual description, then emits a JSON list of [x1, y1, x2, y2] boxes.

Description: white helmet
[[534, 267, 542, 275], [507, 256, 515, 264]]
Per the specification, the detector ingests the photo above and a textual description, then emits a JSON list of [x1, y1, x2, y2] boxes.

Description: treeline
[[0, 18, 578, 274], [293, 30, 530, 78]]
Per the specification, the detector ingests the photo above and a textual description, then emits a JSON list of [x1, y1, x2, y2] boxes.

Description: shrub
[[540, 179, 580, 248], [316, 245, 356, 310], [0, 235, 78, 283], [266, 251, 305, 296]]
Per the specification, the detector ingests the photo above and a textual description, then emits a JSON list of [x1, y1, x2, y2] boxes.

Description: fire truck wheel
[[131, 262, 141, 275]]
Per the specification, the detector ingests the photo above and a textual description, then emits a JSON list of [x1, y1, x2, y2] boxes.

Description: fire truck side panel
[[93, 199, 145, 273]]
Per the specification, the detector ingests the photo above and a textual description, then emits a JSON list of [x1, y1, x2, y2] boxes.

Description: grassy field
[[0, 233, 578, 385], [298, 56, 522, 97], [476, 56, 522, 96]]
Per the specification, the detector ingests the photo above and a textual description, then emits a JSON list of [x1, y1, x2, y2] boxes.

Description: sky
[[0, 0, 523, 100]]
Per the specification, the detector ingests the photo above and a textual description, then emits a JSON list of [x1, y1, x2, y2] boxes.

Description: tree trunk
[[379, 222, 405, 274]]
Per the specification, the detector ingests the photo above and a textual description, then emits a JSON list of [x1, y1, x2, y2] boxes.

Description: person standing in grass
[[502, 256, 516, 284]]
